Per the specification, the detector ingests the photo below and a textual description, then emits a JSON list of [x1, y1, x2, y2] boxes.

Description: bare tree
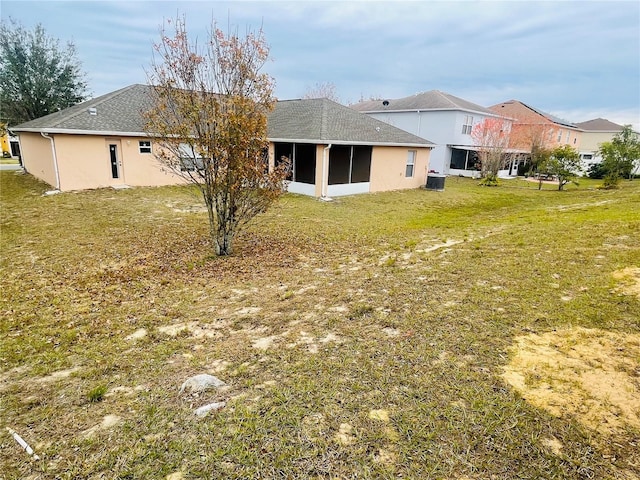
[[302, 81, 340, 102], [144, 16, 289, 256], [470, 117, 515, 185], [508, 112, 556, 176]]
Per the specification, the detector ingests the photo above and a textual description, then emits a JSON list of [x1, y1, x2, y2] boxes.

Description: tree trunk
[[558, 177, 565, 191], [214, 229, 234, 256], [213, 193, 236, 256], [203, 193, 235, 256]]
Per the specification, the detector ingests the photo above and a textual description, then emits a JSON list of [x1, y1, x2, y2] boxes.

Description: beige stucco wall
[[24, 135, 432, 195], [369, 146, 431, 193], [49, 134, 183, 191], [19, 132, 57, 187], [314, 145, 325, 197], [580, 131, 617, 152], [116, 138, 185, 187], [550, 127, 582, 150]]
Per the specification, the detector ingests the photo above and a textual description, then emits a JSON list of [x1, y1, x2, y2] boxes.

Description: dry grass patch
[[613, 267, 640, 298]]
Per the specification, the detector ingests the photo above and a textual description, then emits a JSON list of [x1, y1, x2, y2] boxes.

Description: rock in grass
[[194, 401, 226, 417], [179, 374, 226, 394]]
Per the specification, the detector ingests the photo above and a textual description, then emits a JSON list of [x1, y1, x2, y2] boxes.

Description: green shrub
[[587, 162, 606, 179]]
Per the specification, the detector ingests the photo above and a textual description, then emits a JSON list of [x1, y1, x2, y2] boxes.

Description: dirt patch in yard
[[612, 267, 640, 298], [502, 327, 640, 437]]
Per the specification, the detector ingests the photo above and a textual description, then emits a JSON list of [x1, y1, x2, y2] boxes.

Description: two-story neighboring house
[[489, 100, 582, 153], [574, 118, 624, 172], [351, 90, 513, 177]]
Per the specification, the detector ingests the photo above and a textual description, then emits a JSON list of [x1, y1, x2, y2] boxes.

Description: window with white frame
[[139, 140, 152, 154], [557, 130, 562, 142], [178, 143, 204, 171], [462, 115, 474, 135], [566, 131, 571, 143], [406, 150, 416, 177]]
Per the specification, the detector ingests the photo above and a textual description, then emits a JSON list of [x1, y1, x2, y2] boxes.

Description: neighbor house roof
[[268, 98, 434, 147], [350, 90, 498, 116], [13, 84, 434, 147], [575, 118, 624, 132], [490, 100, 578, 129]]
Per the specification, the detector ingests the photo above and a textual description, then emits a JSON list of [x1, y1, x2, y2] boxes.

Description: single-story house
[[12, 84, 434, 197]]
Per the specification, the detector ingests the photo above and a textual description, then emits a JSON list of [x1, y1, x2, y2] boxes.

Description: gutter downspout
[[41, 132, 60, 191], [322, 144, 332, 198]]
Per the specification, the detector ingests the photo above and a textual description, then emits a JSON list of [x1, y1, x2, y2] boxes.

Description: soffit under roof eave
[[359, 107, 504, 117], [12, 130, 434, 148], [268, 138, 434, 148], [449, 144, 529, 154], [580, 129, 622, 133], [12, 127, 149, 137]]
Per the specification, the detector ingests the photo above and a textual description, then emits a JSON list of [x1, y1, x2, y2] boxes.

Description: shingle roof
[[12, 84, 153, 134], [350, 90, 497, 115], [575, 118, 624, 132], [12, 85, 433, 147], [268, 98, 433, 146]]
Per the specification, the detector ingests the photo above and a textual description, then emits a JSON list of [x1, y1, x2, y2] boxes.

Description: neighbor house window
[[139, 140, 152, 153], [450, 148, 479, 171], [462, 115, 473, 135], [557, 130, 562, 142], [566, 132, 571, 143], [406, 150, 416, 177]]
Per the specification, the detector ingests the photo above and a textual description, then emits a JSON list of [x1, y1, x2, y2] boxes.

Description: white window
[[462, 115, 474, 135], [139, 140, 152, 154], [406, 150, 416, 177], [566, 131, 571, 143], [178, 143, 204, 171], [557, 130, 562, 142]]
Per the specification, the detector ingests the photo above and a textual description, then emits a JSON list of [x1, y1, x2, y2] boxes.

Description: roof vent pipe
[[88, 107, 97, 115]]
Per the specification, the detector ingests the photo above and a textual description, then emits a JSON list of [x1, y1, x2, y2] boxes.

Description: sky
[[2, 0, 639, 129]]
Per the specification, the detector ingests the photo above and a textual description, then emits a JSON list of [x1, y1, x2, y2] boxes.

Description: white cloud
[[2, 0, 638, 124]]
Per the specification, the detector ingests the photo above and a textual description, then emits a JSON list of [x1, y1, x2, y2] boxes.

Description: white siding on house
[[364, 110, 502, 175]]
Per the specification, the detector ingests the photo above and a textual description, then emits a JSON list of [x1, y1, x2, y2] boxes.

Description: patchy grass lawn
[[1, 171, 639, 479]]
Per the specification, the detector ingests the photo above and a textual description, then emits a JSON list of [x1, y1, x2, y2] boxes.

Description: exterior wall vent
[[88, 107, 97, 115]]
